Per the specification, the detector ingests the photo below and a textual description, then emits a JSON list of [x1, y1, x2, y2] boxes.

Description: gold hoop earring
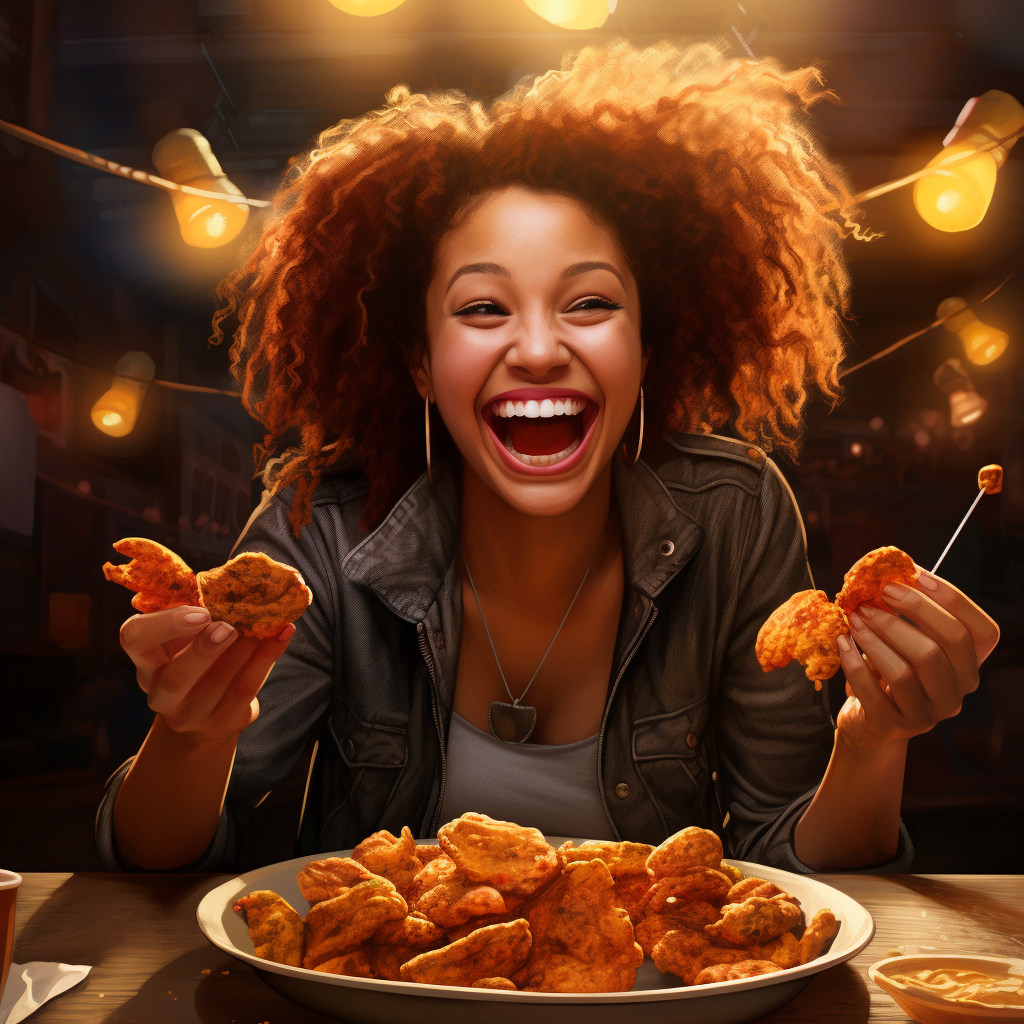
[[622, 386, 644, 469], [424, 394, 433, 484]]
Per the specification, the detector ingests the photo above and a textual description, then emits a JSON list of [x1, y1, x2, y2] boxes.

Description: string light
[[933, 357, 988, 428], [151, 129, 250, 248], [91, 351, 156, 437], [936, 297, 1009, 366], [326, 0, 407, 13], [912, 90, 1024, 232], [524, 0, 612, 30]]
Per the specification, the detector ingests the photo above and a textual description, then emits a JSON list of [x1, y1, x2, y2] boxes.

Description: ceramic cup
[[0, 869, 22, 1004]]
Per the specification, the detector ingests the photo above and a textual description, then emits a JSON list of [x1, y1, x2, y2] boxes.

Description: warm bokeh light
[[524, 0, 611, 30], [933, 357, 988, 429], [913, 90, 1024, 232], [937, 297, 1009, 366], [326, 0, 407, 13], [91, 351, 156, 437], [152, 129, 249, 248]]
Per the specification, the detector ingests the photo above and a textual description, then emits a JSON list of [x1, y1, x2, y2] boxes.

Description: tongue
[[507, 417, 580, 456]]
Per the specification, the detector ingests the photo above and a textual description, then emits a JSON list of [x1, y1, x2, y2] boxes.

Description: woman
[[98, 41, 999, 873]]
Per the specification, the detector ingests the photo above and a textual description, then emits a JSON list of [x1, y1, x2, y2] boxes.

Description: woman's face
[[422, 186, 644, 517]]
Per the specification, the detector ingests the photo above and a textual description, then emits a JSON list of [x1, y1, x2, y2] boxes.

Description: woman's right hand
[[119, 605, 296, 744]]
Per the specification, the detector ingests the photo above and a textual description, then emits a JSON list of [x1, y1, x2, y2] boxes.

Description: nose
[[505, 310, 571, 379]]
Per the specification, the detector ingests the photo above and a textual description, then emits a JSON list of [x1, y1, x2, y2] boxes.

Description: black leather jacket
[[96, 432, 912, 872]]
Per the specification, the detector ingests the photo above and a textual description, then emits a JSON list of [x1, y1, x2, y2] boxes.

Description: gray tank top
[[435, 712, 617, 840]]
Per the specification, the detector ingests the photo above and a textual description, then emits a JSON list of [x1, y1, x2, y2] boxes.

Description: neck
[[459, 461, 617, 606]]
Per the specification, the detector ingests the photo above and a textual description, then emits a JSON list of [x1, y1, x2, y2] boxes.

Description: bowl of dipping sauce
[[869, 955, 1024, 1024]]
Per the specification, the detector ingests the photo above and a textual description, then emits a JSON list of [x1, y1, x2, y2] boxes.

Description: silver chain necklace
[[458, 522, 608, 744]]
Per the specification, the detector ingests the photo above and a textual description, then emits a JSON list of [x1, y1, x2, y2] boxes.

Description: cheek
[[428, 334, 493, 430]]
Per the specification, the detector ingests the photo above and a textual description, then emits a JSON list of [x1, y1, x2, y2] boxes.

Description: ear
[[410, 345, 434, 402]]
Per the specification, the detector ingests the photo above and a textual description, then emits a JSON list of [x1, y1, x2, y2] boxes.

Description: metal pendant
[[488, 701, 537, 744]]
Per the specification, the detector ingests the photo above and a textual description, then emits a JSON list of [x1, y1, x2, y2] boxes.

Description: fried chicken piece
[[352, 826, 423, 895], [302, 878, 408, 969], [103, 537, 200, 613], [650, 928, 753, 984], [406, 853, 458, 906], [416, 876, 507, 929], [799, 909, 839, 964], [747, 931, 801, 969], [296, 857, 378, 906], [444, 910, 523, 943], [836, 546, 919, 618], [635, 913, 676, 957], [647, 827, 724, 879], [366, 943, 433, 982], [438, 813, 559, 897], [718, 861, 744, 884], [612, 874, 653, 923], [373, 911, 445, 947], [693, 960, 781, 985], [472, 977, 518, 990], [656, 898, 721, 930], [415, 844, 447, 864], [641, 868, 733, 906], [978, 464, 1002, 495], [557, 840, 655, 878], [756, 590, 849, 686], [233, 890, 304, 967], [513, 859, 643, 993], [197, 551, 312, 638], [400, 920, 532, 987], [727, 877, 782, 903], [705, 895, 804, 946], [313, 950, 379, 978]]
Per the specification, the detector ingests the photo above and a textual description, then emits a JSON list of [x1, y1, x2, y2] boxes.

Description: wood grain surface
[[9, 873, 1023, 1023]]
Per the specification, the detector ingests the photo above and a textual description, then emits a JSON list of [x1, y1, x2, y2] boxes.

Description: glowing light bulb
[[91, 351, 156, 437], [152, 129, 249, 248], [937, 297, 1009, 366], [326, 0, 407, 13], [524, 0, 611, 30], [913, 90, 1024, 232], [933, 357, 988, 429]]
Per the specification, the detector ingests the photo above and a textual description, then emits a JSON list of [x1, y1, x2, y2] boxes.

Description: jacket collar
[[340, 452, 704, 622]]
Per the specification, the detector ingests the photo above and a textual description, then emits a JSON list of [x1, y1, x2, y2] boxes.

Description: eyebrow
[[446, 259, 627, 295]]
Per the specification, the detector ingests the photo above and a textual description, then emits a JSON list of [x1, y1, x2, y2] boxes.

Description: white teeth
[[539, 398, 555, 417], [503, 435, 581, 466], [505, 401, 515, 417], [524, 400, 540, 418], [514, 401, 525, 416], [554, 400, 564, 416], [490, 396, 589, 419]]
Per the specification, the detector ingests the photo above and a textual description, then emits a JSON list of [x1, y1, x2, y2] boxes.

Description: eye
[[453, 301, 509, 317], [566, 296, 624, 313]]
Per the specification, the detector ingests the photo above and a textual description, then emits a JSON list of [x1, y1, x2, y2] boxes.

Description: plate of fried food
[[197, 814, 873, 1024]]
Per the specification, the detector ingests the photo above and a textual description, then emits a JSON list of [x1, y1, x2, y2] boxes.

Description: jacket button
[[658, 540, 675, 556], [686, 732, 699, 748], [435, 630, 445, 649], [615, 783, 630, 799]]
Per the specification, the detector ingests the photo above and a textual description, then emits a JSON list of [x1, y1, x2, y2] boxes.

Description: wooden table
[[9, 873, 1023, 1023]]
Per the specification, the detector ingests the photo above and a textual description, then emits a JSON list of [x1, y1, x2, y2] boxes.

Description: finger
[[146, 621, 238, 714], [211, 623, 296, 734], [120, 606, 211, 686], [837, 633, 899, 723], [173, 634, 265, 724], [878, 583, 978, 695], [848, 610, 930, 721], [914, 566, 1000, 663]]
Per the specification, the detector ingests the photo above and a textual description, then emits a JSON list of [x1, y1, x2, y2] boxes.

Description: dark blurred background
[[0, 0, 1021, 872]]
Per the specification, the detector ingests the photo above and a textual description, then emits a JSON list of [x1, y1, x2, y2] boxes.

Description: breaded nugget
[[655, 898, 721, 930], [611, 874, 653, 923], [978, 464, 1002, 494], [366, 942, 432, 981], [472, 977, 518, 990], [651, 928, 753, 984], [513, 860, 643, 993], [647, 827, 724, 879], [558, 840, 655, 878], [400, 920, 532, 987], [313, 950, 379, 978], [747, 931, 801, 969], [635, 912, 676, 957], [836, 546, 918, 618], [406, 853, 458, 906], [296, 857, 377, 906], [799, 909, 839, 964], [705, 895, 804, 946], [103, 537, 200, 613], [416, 876, 507, 929], [302, 878, 407, 969], [756, 590, 848, 686], [718, 861, 744, 884], [415, 844, 446, 864], [233, 890, 305, 967], [726, 877, 782, 903], [373, 911, 445, 947], [352, 826, 423, 895], [444, 909, 523, 943], [196, 550, 312, 638], [642, 868, 732, 906], [693, 959, 781, 984], [438, 812, 558, 897]]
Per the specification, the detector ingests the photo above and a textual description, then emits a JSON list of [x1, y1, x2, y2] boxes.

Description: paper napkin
[[0, 962, 92, 1024]]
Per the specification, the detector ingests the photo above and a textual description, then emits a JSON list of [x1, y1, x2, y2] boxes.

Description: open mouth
[[482, 391, 599, 471]]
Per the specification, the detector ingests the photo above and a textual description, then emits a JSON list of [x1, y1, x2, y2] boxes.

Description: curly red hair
[[213, 39, 863, 534]]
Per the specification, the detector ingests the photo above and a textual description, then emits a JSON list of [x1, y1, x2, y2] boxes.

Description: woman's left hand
[[835, 566, 1000, 750]]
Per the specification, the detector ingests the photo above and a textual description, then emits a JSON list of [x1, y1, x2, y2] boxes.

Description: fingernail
[[183, 609, 209, 625], [883, 584, 905, 600], [277, 622, 295, 641], [210, 622, 234, 643], [918, 572, 939, 591], [837, 633, 850, 653], [850, 611, 865, 630]]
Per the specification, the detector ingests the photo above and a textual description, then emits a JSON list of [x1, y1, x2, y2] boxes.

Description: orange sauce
[[888, 967, 1024, 1008]]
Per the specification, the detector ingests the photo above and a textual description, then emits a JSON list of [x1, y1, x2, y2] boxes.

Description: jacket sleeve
[[713, 458, 913, 873], [95, 488, 337, 872]]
